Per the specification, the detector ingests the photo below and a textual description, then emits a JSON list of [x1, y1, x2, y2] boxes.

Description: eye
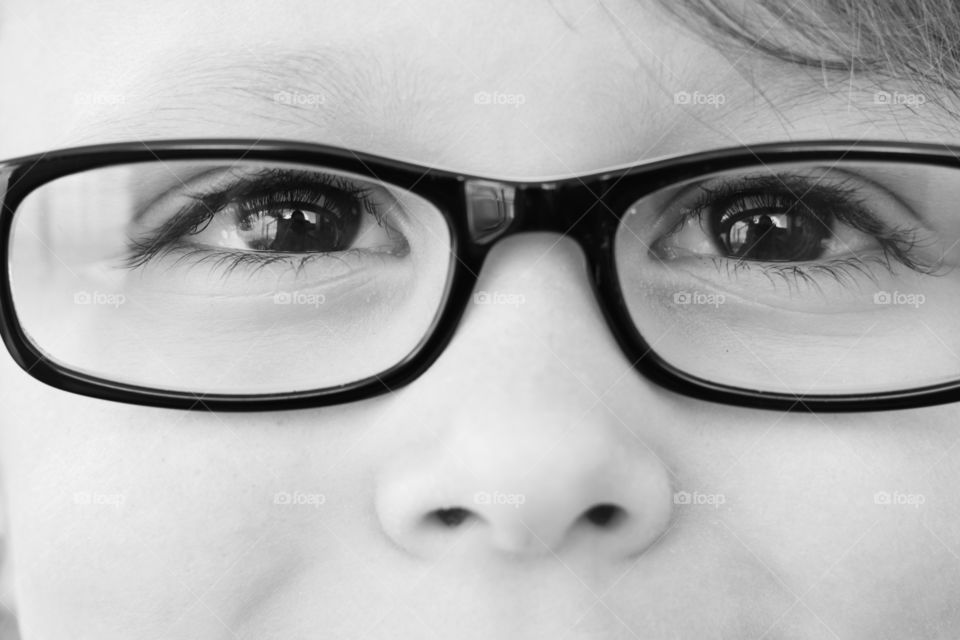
[[651, 171, 915, 269], [125, 166, 410, 287], [232, 197, 361, 253], [191, 174, 371, 254], [708, 191, 833, 262]]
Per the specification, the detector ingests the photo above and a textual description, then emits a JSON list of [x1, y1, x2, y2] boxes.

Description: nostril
[[582, 503, 624, 527], [430, 507, 473, 527]]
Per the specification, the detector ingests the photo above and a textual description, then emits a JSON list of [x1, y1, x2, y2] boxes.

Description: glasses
[[1, 139, 959, 412]]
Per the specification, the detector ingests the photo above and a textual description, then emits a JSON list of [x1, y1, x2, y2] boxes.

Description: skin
[[2, 0, 960, 638]]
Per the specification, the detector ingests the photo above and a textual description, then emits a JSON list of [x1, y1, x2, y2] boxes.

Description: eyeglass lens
[[8, 158, 960, 396]]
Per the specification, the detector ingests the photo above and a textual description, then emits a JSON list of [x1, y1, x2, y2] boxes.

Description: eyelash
[[676, 175, 939, 284], [124, 169, 388, 272]]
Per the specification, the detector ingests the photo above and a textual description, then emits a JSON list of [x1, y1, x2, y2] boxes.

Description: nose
[[375, 413, 674, 558], [374, 234, 675, 560]]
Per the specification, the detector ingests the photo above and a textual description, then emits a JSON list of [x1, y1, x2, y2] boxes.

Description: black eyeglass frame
[[2, 138, 960, 413]]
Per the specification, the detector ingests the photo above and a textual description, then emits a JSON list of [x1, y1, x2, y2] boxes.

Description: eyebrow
[[70, 47, 386, 144], [65, 37, 960, 181], [69, 49, 393, 209]]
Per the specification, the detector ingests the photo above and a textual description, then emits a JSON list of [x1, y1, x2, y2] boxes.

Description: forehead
[[0, 0, 955, 178]]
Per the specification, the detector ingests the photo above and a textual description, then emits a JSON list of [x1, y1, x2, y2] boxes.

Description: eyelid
[[132, 166, 403, 231], [660, 167, 922, 224], [131, 166, 226, 224]]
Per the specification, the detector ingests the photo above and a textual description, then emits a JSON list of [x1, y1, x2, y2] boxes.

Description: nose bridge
[[462, 232, 610, 377], [453, 177, 620, 363], [442, 227, 652, 423]]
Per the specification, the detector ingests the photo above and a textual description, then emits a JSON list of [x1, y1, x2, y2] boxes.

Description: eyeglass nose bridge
[[465, 179, 516, 245]]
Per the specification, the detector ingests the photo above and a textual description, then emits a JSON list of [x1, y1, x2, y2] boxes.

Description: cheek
[[708, 406, 960, 635], [0, 387, 381, 637]]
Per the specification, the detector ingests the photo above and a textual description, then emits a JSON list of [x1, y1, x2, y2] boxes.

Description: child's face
[[2, 1, 960, 638]]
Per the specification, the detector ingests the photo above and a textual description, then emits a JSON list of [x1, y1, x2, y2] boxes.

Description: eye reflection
[[236, 205, 362, 253], [718, 209, 831, 262]]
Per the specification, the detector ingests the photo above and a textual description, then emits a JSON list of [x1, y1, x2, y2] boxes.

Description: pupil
[[720, 208, 829, 261], [267, 207, 355, 253]]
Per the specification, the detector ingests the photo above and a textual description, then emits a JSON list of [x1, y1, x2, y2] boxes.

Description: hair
[[657, 0, 960, 104]]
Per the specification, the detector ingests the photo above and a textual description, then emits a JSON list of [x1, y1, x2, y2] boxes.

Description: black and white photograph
[[0, 1, 959, 638]]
